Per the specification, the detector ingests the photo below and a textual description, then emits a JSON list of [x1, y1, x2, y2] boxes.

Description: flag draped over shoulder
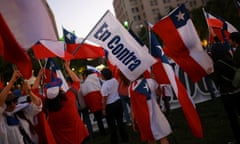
[[152, 4, 213, 82], [63, 28, 105, 59], [45, 58, 69, 92], [87, 10, 156, 81], [150, 30, 203, 138], [0, 0, 58, 78], [203, 9, 238, 42], [129, 79, 154, 141]]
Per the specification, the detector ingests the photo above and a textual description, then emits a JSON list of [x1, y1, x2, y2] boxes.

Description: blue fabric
[[6, 115, 19, 126]]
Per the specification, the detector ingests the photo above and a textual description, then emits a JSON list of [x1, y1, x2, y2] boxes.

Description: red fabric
[[153, 17, 207, 82], [175, 76, 203, 138], [32, 89, 56, 144], [32, 44, 57, 59], [129, 82, 154, 141], [118, 81, 128, 96], [0, 14, 32, 79], [32, 43, 73, 60], [67, 43, 105, 59], [209, 28, 230, 43], [48, 82, 89, 144], [152, 59, 170, 84], [84, 91, 102, 112]]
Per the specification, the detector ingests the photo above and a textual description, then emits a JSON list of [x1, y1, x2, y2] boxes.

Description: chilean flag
[[203, 9, 238, 42], [129, 79, 154, 141], [0, 15, 32, 79], [0, 0, 58, 79], [32, 40, 73, 60], [150, 30, 203, 138], [63, 28, 105, 59], [44, 58, 69, 92], [152, 4, 213, 82]]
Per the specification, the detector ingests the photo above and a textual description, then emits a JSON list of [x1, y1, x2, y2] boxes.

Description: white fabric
[[178, 18, 213, 74], [80, 73, 102, 96], [39, 40, 65, 57], [101, 78, 120, 104], [46, 86, 59, 99], [87, 11, 156, 81], [0, 102, 42, 144], [142, 79, 172, 140], [160, 84, 172, 97], [0, 0, 57, 51]]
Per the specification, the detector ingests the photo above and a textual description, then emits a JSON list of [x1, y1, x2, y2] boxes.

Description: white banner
[[87, 11, 156, 81]]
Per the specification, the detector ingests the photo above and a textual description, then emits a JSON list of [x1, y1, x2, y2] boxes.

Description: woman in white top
[[101, 68, 129, 144]]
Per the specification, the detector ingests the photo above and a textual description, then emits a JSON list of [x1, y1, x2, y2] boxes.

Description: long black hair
[[44, 90, 67, 112]]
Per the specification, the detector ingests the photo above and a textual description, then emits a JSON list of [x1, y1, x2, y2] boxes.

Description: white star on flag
[[143, 83, 149, 92], [176, 11, 185, 21]]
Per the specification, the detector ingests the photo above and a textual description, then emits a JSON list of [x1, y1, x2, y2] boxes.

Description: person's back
[[45, 61, 89, 144], [81, 73, 103, 113]]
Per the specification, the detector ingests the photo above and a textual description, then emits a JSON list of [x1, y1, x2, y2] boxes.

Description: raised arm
[[0, 70, 22, 106], [64, 60, 80, 82], [23, 80, 41, 106], [31, 68, 44, 89]]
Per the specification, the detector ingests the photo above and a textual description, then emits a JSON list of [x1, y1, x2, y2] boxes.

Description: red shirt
[[48, 81, 89, 144]]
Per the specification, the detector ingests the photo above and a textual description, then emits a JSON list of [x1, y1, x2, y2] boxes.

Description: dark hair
[[66, 76, 73, 84], [44, 90, 66, 112], [230, 32, 240, 45], [82, 69, 94, 77], [5, 94, 18, 106], [101, 68, 113, 80], [210, 42, 229, 61]]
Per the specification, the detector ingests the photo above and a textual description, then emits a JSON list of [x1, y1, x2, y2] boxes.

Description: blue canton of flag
[[46, 58, 59, 81], [135, 79, 151, 100], [169, 4, 190, 28], [150, 31, 169, 64], [63, 28, 77, 44]]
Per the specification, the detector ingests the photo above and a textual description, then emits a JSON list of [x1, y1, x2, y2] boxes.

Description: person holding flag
[[129, 73, 172, 144], [209, 27, 240, 144], [44, 60, 89, 144]]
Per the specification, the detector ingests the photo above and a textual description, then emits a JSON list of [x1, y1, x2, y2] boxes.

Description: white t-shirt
[[0, 103, 42, 144], [101, 78, 120, 104]]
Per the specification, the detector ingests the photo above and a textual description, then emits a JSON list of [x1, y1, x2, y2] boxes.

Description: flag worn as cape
[[129, 79, 154, 141], [87, 10, 156, 81], [63, 28, 105, 59], [150, 30, 203, 138], [153, 4, 213, 82]]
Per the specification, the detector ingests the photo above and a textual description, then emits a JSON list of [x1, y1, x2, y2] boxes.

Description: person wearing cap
[[0, 69, 42, 144], [44, 60, 89, 144]]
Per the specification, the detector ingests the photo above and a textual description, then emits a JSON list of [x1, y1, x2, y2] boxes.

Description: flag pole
[[202, 8, 212, 52], [72, 10, 110, 55]]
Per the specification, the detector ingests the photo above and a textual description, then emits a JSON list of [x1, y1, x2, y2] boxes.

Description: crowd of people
[[1, 31, 240, 144]]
